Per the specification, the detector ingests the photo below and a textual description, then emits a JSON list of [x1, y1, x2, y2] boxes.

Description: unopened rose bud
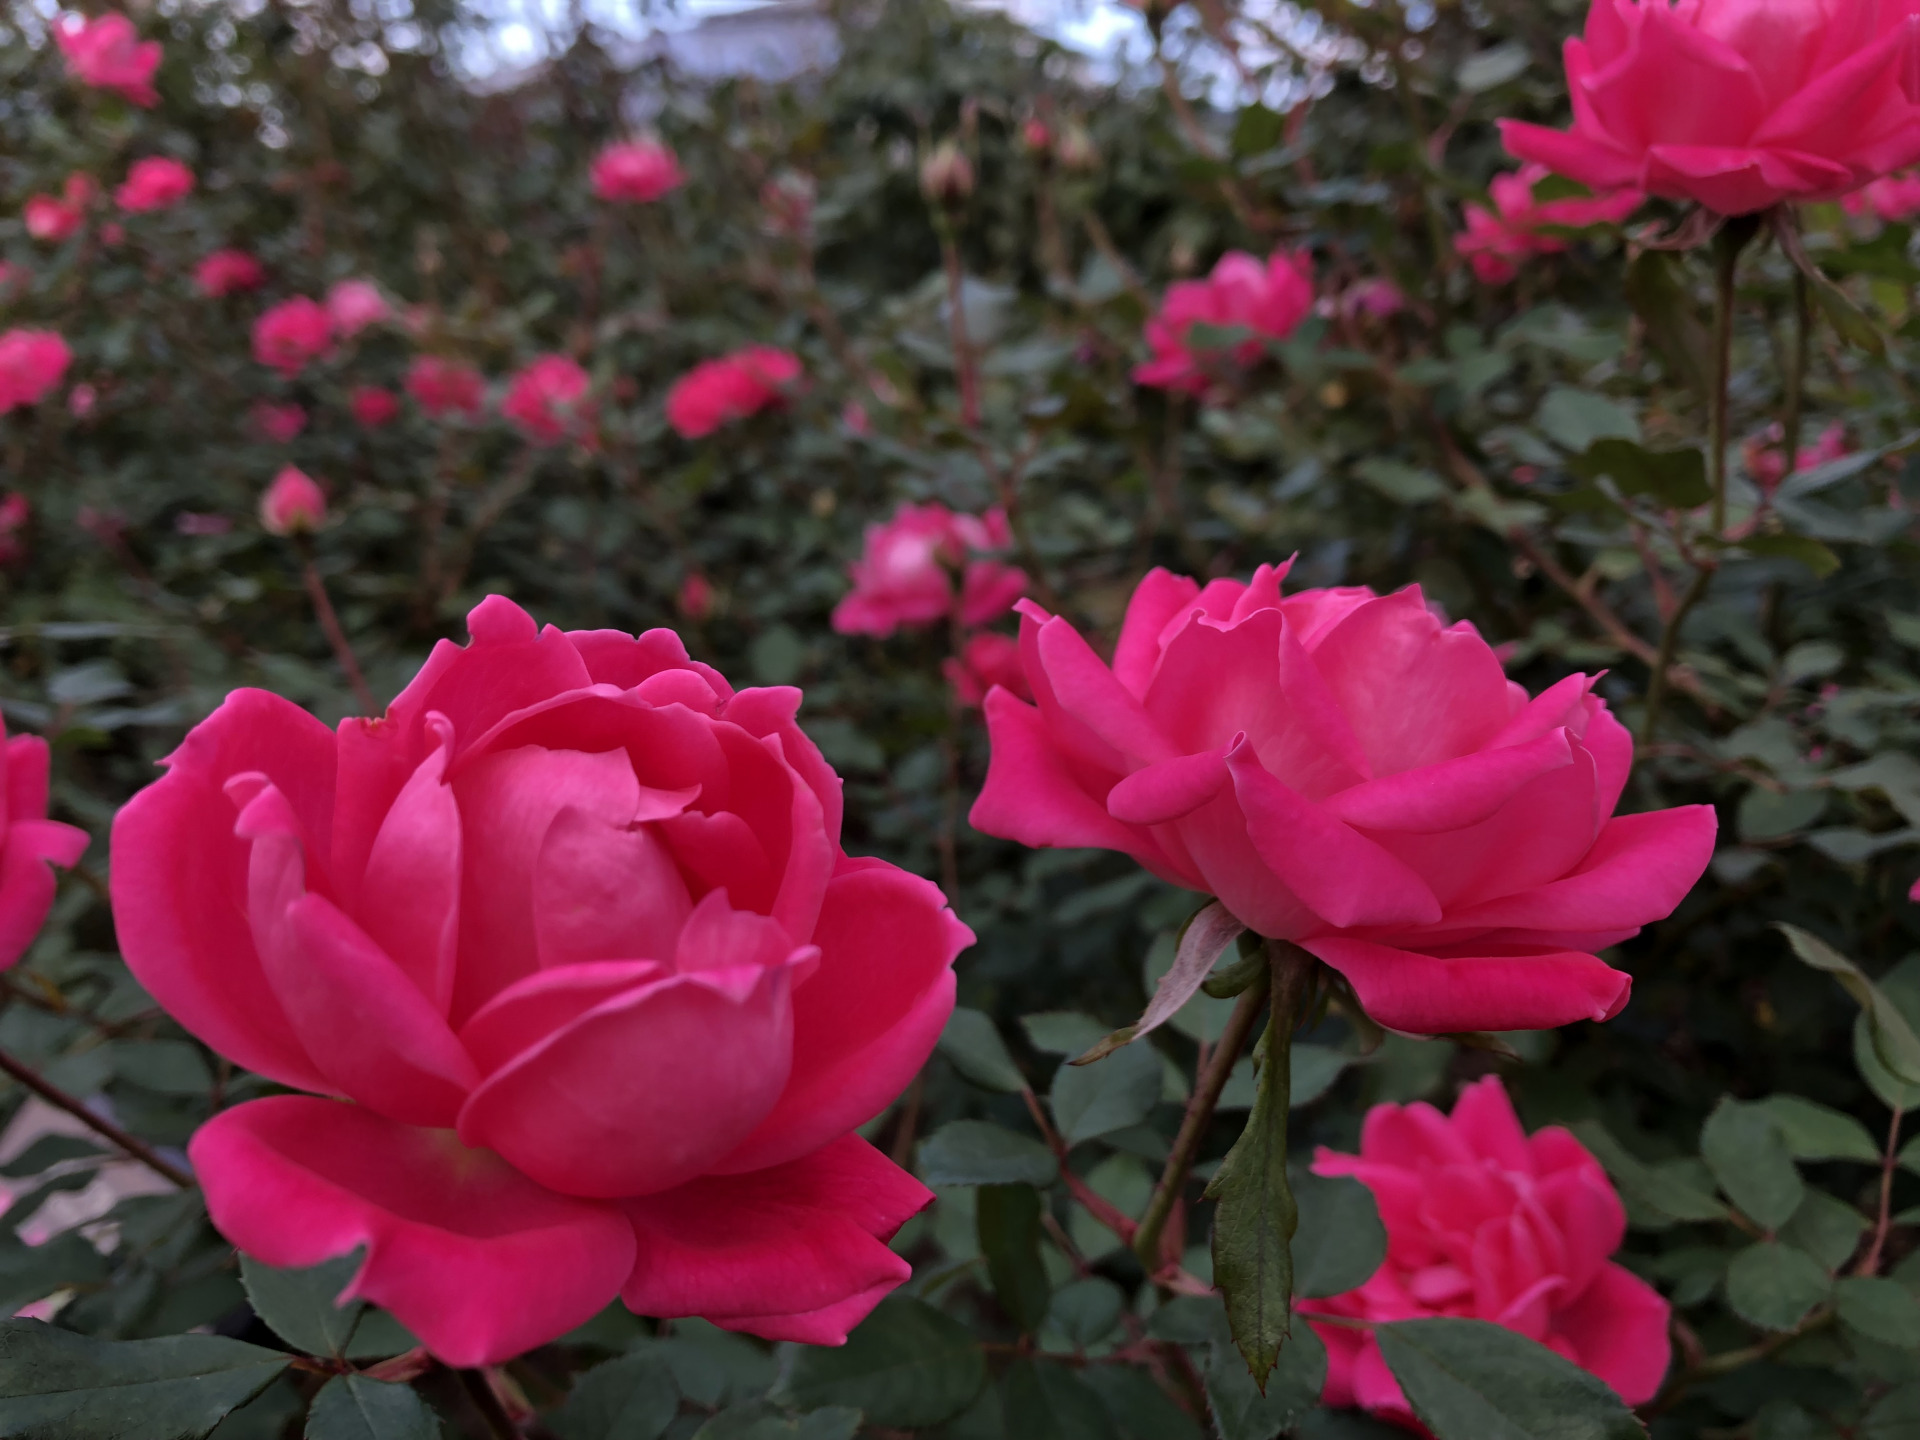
[[1022, 119, 1052, 155], [1055, 122, 1099, 173], [259, 465, 326, 536], [678, 572, 714, 621], [920, 141, 974, 208]]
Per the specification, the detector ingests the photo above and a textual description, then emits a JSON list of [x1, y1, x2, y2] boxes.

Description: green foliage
[[304, 1376, 441, 1440], [1372, 1320, 1643, 1440]]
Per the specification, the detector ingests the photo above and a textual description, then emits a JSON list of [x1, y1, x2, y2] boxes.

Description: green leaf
[[938, 1008, 1026, 1093], [1292, 1171, 1387, 1299], [1535, 387, 1640, 453], [1002, 1358, 1118, 1440], [1079, 901, 1244, 1065], [1289, 1046, 1350, 1109], [304, 1375, 440, 1440], [1725, 1243, 1830, 1331], [1857, 1012, 1920, 1110], [1050, 1042, 1162, 1147], [1778, 924, 1920, 1085], [1206, 1016, 1296, 1386], [1373, 1318, 1643, 1440], [1734, 533, 1842, 578], [1568, 438, 1710, 508], [1231, 104, 1286, 158], [1354, 458, 1447, 503], [1862, 1382, 1920, 1439], [1203, 1326, 1326, 1440], [977, 1185, 1052, 1333], [1835, 1276, 1920, 1349], [1145, 1294, 1229, 1345], [691, 1403, 862, 1440], [1456, 41, 1530, 92], [240, 1253, 367, 1360], [1758, 1096, 1882, 1163], [776, 1297, 986, 1428], [1700, 1098, 1804, 1230], [0, 1135, 103, 1177], [919, 1120, 1058, 1187], [548, 1353, 678, 1440], [1737, 788, 1828, 842], [0, 1233, 108, 1315], [1806, 267, 1888, 356], [0, 1319, 290, 1440], [1077, 1365, 1203, 1440], [1779, 1191, 1868, 1271], [1625, 251, 1711, 396], [1023, 1013, 1111, 1055], [1570, 1120, 1728, 1225], [1046, 1278, 1125, 1348]]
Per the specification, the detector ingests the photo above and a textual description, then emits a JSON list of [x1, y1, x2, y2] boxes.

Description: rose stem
[[0, 1047, 193, 1188], [295, 536, 377, 717]]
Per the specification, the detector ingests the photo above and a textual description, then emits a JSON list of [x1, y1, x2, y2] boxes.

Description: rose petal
[[1304, 937, 1632, 1033]]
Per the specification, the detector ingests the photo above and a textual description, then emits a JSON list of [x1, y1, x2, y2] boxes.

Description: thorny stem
[[938, 230, 982, 430], [1133, 966, 1271, 1274], [1782, 264, 1810, 476], [938, 611, 965, 904], [0, 1046, 193, 1188], [295, 537, 378, 717], [1857, 1106, 1904, 1277], [1642, 220, 1751, 748]]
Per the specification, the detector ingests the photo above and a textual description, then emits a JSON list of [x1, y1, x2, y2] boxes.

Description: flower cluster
[[1454, 166, 1642, 284]]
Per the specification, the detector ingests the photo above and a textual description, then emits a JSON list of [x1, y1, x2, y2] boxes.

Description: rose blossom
[[406, 356, 487, 419], [196, 250, 266, 298], [678, 573, 715, 622], [109, 596, 967, 1363], [0, 714, 87, 970], [1844, 171, 1920, 221], [1133, 250, 1314, 393], [591, 140, 685, 203], [944, 632, 1031, 708], [665, 347, 803, 439], [502, 354, 592, 445], [831, 504, 1028, 639], [969, 563, 1717, 1032], [252, 402, 308, 445], [54, 13, 160, 106], [326, 279, 391, 337], [0, 331, 72, 414], [351, 387, 400, 428], [1743, 421, 1849, 498], [1301, 1077, 1670, 1428], [1501, 0, 1920, 217], [0, 493, 28, 565], [24, 190, 82, 244], [115, 157, 193, 214], [259, 466, 326, 535], [252, 298, 333, 378], [1455, 165, 1643, 285], [68, 383, 97, 419]]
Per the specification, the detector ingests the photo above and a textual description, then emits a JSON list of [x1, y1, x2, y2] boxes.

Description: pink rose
[[350, 386, 400, 428], [258, 466, 326, 535], [194, 249, 265, 297], [1844, 170, 1920, 221], [1133, 250, 1314, 393], [1502, 0, 1920, 216], [0, 331, 72, 414], [943, 632, 1031, 708], [24, 196, 81, 244], [326, 279, 391, 337], [664, 347, 803, 439], [678, 573, 715, 622], [115, 157, 193, 214], [1743, 421, 1848, 497], [0, 713, 88, 969], [969, 563, 1717, 1032], [1455, 165, 1643, 285], [252, 298, 333, 378], [108, 596, 967, 1364], [405, 355, 486, 419], [591, 140, 685, 203], [251, 402, 308, 445], [54, 12, 160, 106], [502, 354, 592, 446], [831, 503, 1027, 639], [1338, 278, 1407, 321], [1301, 1077, 1671, 1429]]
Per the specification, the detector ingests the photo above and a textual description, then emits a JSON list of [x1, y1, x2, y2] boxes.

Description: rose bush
[[108, 597, 968, 1364], [1302, 1077, 1670, 1428], [971, 563, 1717, 1031]]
